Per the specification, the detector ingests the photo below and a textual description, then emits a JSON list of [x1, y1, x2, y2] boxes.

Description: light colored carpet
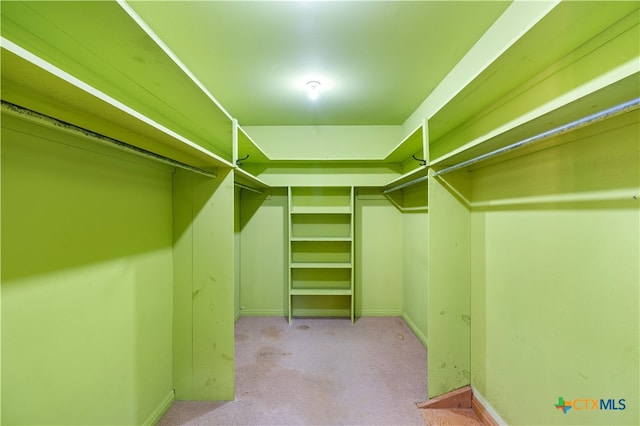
[[159, 316, 427, 425]]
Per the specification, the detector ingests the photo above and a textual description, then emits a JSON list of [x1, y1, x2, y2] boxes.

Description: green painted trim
[[142, 390, 174, 426], [357, 310, 403, 317], [240, 310, 406, 319], [240, 310, 287, 317], [291, 309, 351, 318], [234, 310, 241, 323], [402, 312, 428, 349]]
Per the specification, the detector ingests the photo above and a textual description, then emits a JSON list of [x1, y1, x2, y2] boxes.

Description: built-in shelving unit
[[233, 121, 270, 191], [288, 187, 355, 323], [236, 124, 270, 166], [430, 74, 639, 174], [1, 1, 236, 165], [380, 123, 429, 209], [382, 123, 427, 183], [1, 41, 232, 171], [384, 123, 427, 171], [427, 1, 639, 169]]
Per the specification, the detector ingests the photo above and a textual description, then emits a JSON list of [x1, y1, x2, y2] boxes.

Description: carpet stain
[[256, 346, 281, 361], [235, 333, 249, 342], [260, 325, 284, 341], [166, 317, 427, 425], [287, 370, 347, 424], [396, 333, 405, 341]]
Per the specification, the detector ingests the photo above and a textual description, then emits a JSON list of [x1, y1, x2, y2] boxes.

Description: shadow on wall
[[1, 112, 175, 425], [1, 113, 174, 282], [468, 111, 639, 212]]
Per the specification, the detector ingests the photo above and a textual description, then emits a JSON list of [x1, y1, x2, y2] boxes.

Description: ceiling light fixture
[[306, 80, 321, 100]]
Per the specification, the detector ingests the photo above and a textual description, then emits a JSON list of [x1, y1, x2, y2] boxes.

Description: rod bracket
[[412, 155, 427, 166], [236, 154, 250, 166]]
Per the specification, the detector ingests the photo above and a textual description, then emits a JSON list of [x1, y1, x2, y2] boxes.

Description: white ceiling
[[128, 1, 512, 126]]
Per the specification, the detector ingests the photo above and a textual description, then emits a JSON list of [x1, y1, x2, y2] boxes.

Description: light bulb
[[306, 80, 321, 100]]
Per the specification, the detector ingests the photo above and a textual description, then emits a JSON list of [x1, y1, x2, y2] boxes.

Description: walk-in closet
[[1, 1, 638, 425]]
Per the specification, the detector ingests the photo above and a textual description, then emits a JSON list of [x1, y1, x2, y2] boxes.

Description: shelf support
[[236, 154, 250, 166], [412, 154, 427, 166]]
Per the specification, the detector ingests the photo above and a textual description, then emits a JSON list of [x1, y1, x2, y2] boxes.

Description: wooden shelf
[[430, 73, 639, 170], [290, 289, 352, 296], [234, 167, 269, 192], [288, 186, 355, 323], [1, 2, 235, 164], [374, 123, 429, 195], [291, 236, 352, 242], [428, 1, 639, 167], [291, 207, 352, 214], [1, 44, 233, 170], [384, 124, 425, 164], [382, 165, 429, 192], [236, 124, 270, 164], [290, 262, 353, 269]]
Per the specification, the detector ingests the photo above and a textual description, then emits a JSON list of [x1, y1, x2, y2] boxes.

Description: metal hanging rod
[[1, 101, 217, 178], [382, 174, 429, 194], [234, 181, 265, 194], [435, 97, 640, 177]]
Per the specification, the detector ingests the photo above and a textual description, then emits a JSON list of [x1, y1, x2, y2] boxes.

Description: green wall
[[172, 168, 235, 401], [469, 112, 639, 425], [400, 184, 429, 346], [243, 125, 401, 160], [354, 190, 403, 317], [234, 186, 242, 321], [239, 188, 288, 317], [1, 113, 174, 424], [238, 188, 403, 318], [427, 170, 471, 398]]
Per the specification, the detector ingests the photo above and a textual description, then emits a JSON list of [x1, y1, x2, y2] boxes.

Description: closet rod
[[382, 173, 428, 194], [1, 101, 217, 178], [435, 97, 640, 177], [234, 182, 265, 194]]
